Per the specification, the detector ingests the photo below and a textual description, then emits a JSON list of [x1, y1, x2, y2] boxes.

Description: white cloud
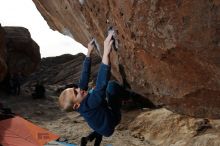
[[0, 0, 87, 57]]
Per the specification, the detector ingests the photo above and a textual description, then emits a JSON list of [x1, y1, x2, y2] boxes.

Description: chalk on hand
[[107, 26, 119, 51]]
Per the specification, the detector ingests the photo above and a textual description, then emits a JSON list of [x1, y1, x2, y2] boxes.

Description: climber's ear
[[80, 90, 87, 95], [73, 103, 80, 110]]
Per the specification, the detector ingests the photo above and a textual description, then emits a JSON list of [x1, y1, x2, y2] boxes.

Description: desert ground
[[0, 88, 151, 146], [2, 84, 220, 146]]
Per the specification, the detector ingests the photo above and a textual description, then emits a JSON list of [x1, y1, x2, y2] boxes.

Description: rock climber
[[9, 72, 22, 96], [58, 31, 135, 146]]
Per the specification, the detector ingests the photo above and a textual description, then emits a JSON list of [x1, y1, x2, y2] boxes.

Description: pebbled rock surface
[[128, 108, 220, 146], [32, 0, 220, 118]]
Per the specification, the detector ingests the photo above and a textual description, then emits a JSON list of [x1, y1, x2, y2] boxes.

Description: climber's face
[[59, 87, 88, 111], [73, 88, 88, 106]]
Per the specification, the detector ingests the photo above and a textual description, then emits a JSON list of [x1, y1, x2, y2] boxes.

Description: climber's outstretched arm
[[78, 41, 94, 90], [87, 31, 114, 108], [102, 31, 114, 66]]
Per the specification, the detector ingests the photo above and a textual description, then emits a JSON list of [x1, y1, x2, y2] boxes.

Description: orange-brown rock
[[0, 24, 7, 81], [33, 0, 220, 118], [3, 27, 41, 76]]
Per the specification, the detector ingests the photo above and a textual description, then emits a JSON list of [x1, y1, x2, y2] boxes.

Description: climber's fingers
[[109, 40, 113, 47], [89, 39, 94, 45], [105, 31, 114, 44], [88, 39, 95, 51]]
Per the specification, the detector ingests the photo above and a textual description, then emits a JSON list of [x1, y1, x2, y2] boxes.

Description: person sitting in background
[[32, 81, 45, 99], [58, 32, 134, 146]]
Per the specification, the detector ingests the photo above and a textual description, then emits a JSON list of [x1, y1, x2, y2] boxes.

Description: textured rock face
[[128, 108, 220, 146], [0, 25, 7, 81], [33, 0, 220, 118], [3, 27, 41, 76]]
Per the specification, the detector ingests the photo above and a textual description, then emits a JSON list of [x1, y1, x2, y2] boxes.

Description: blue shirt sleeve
[[87, 63, 111, 108], [79, 57, 91, 90]]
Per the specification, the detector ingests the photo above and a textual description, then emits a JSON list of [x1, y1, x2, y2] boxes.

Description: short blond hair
[[59, 88, 75, 112]]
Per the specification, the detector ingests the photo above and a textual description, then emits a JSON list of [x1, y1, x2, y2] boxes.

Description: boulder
[[32, 0, 220, 118], [129, 108, 220, 146], [3, 27, 41, 76]]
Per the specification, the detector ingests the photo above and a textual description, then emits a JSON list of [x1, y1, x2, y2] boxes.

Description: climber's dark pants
[[87, 131, 103, 146], [106, 80, 131, 126]]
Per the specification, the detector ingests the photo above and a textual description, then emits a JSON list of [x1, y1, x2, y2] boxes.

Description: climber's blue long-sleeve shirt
[[77, 57, 117, 137]]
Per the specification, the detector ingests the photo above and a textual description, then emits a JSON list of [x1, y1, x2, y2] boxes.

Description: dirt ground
[[0, 89, 151, 146]]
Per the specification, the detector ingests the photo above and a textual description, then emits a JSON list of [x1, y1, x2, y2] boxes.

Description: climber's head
[[58, 87, 88, 112]]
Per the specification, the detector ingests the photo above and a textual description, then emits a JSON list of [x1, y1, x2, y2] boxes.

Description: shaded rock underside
[[32, 0, 220, 118]]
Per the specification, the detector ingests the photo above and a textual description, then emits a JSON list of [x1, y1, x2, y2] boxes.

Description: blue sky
[[0, 0, 87, 57]]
